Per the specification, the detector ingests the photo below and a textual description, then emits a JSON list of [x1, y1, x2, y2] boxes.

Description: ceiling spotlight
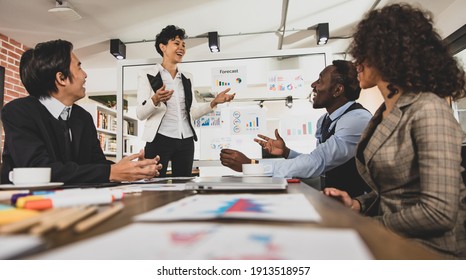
[[258, 100, 264, 108], [285, 96, 293, 108], [316, 23, 329, 45], [110, 39, 126, 60], [208, 32, 220, 52], [48, 1, 82, 21]]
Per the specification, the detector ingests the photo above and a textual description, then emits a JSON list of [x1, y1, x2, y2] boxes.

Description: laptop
[[185, 176, 288, 191]]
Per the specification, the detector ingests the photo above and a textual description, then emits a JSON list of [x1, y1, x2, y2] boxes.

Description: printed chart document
[[134, 193, 320, 222], [33, 223, 373, 260]]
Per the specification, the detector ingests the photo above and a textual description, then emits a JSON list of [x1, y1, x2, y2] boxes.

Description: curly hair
[[349, 4, 465, 100], [332, 60, 361, 101], [155, 25, 187, 57]]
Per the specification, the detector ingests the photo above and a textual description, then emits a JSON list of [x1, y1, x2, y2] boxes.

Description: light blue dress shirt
[[261, 101, 372, 178]]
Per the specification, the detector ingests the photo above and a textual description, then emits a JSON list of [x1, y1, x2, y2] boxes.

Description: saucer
[[0, 182, 64, 190]]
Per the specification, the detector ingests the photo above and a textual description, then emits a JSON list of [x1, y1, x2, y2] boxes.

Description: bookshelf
[[80, 103, 138, 157]]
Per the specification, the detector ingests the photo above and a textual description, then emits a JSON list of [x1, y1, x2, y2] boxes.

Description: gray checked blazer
[[355, 91, 466, 259]]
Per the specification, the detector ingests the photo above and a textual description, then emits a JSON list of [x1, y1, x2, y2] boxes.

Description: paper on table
[[32, 223, 373, 260], [134, 193, 321, 222], [0, 235, 44, 260]]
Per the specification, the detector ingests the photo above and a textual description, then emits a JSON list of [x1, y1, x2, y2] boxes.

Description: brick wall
[[0, 33, 29, 104], [1, 33, 30, 153]]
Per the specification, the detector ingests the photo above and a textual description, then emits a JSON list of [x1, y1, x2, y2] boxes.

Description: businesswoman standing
[[324, 4, 466, 258], [137, 25, 235, 177]]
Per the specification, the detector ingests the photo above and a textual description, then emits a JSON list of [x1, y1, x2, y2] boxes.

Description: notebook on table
[[185, 176, 288, 191]]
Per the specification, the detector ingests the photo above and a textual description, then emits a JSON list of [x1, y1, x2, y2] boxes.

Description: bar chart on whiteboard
[[279, 114, 320, 154], [230, 106, 266, 136]]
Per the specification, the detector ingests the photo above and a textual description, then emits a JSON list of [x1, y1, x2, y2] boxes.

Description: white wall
[[435, 0, 466, 37]]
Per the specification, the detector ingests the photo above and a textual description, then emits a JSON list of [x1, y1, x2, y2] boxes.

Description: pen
[[74, 203, 124, 233]]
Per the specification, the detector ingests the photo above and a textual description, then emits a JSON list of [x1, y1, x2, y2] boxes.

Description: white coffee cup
[[9, 167, 52, 185], [242, 164, 271, 176]]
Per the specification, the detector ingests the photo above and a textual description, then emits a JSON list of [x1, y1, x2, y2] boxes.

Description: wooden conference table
[[14, 181, 440, 259]]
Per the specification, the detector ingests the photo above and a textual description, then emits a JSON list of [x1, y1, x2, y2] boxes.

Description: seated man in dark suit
[[220, 60, 372, 197], [1, 39, 161, 184]]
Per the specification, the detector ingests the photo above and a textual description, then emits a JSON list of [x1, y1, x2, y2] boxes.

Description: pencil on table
[[55, 206, 98, 230], [29, 207, 84, 235], [74, 203, 124, 233], [0, 208, 61, 234]]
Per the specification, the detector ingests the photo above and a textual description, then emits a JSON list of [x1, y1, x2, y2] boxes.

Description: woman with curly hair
[[136, 25, 235, 177], [324, 4, 466, 258]]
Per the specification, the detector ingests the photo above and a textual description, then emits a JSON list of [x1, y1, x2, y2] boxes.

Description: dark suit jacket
[[1, 96, 112, 184]]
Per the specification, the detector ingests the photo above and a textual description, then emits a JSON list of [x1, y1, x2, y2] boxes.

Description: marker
[[51, 188, 124, 201], [32, 190, 56, 195], [286, 178, 301, 183], [16, 195, 48, 208], [23, 192, 114, 210], [10, 193, 30, 205]]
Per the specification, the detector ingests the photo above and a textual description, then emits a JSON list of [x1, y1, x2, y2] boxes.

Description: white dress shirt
[[157, 65, 194, 139], [39, 96, 73, 140]]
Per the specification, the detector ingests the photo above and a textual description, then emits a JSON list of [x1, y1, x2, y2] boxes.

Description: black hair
[[19, 39, 73, 99], [331, 60, 361, 101], [155, 25, 187, 57]]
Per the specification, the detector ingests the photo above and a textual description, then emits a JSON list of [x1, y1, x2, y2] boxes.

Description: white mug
[[8, 167, 51, 185], [242, 163, 271, 176]]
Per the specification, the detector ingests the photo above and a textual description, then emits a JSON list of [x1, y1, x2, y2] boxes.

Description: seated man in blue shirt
[[220, 60, 372, 197]]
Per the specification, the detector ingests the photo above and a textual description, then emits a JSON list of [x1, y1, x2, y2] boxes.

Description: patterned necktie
[[59, 107, 72, 160], [60, 107, 70, 121], [320, 115, 333, 143]]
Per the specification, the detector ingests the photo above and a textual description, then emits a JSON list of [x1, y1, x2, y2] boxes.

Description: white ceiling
[[0, 0, 462, 69]]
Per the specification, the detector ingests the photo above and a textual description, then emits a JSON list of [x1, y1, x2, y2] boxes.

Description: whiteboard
[[119, 48, 330, 161]]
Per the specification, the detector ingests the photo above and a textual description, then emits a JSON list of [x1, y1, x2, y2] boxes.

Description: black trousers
[[144, 133, 194, 177]]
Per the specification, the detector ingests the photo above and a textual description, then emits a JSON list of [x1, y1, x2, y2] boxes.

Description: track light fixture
[[48, 1, 82, 21], [285, 96, 293, 108], [110, 39, 126, 60], [208, 32, 220, 52], [316, 23, 329, 45]]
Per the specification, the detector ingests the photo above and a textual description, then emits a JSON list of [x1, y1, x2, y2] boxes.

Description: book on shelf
[[98, 133, 117, 153]]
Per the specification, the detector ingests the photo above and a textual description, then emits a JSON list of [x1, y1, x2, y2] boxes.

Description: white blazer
[[136, 65, 213, 142]]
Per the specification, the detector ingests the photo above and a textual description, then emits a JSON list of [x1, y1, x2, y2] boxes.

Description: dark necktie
[[59, 107, 72, 160], [320, 115, 333, 143]]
